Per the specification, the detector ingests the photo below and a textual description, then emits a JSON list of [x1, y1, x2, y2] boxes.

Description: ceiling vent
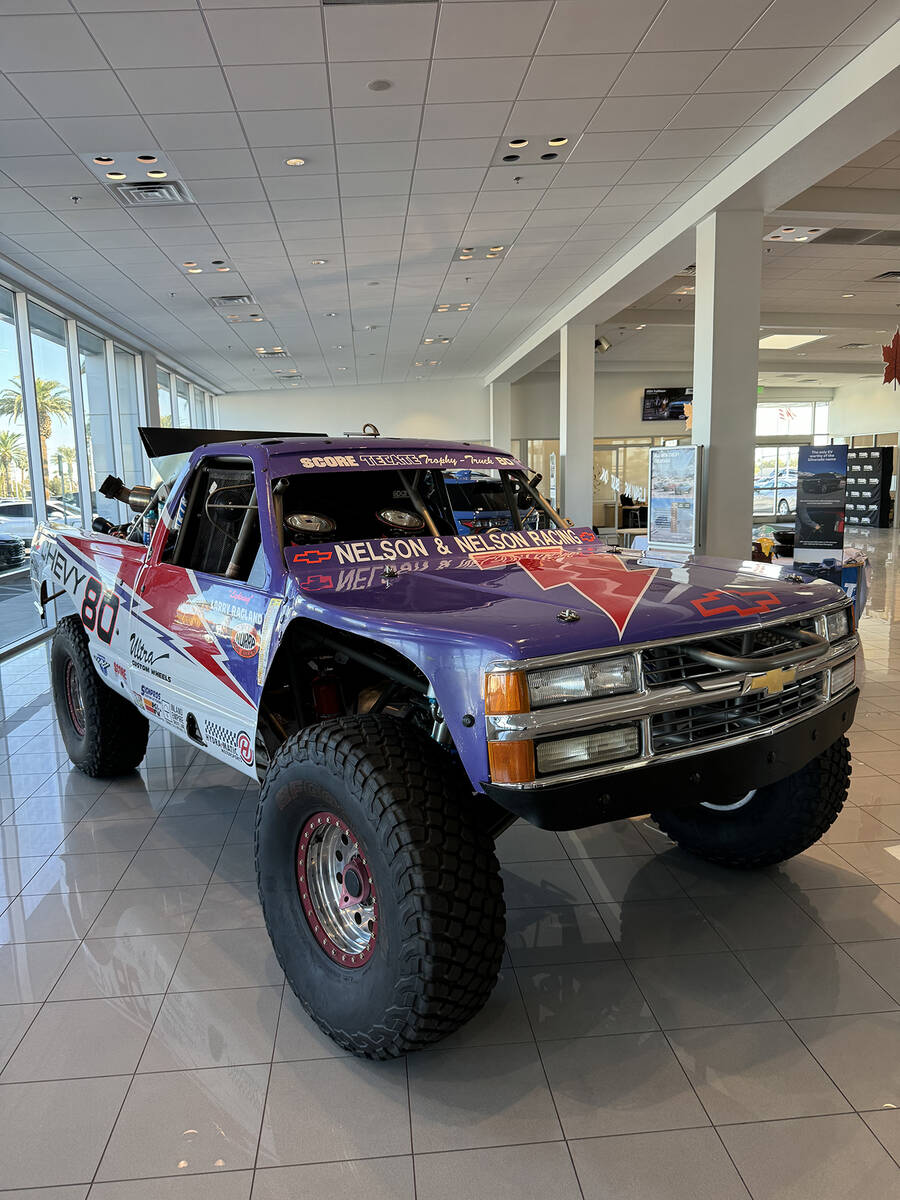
[[869, 270, 900, 281], [209, 294, 255, 308], [112, 180, 194, 207], [257, 350, 289, 359]]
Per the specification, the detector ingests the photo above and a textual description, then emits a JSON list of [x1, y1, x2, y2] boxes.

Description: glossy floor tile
[[1, 534, 900, 1194]]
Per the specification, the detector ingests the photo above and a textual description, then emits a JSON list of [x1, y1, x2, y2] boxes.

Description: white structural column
[[559, 323, 595, 525], [489, 381, 512, 451], [692, 210, 763, 557]]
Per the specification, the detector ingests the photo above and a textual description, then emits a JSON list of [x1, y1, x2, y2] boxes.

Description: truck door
[[129, 454, 280, 776]]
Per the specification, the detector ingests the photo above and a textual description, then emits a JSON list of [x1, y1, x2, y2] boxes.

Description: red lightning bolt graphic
[[473, 549, 658, 637]]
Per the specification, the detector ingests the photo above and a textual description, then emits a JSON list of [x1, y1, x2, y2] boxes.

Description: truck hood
[[284, 528, 843, 658]]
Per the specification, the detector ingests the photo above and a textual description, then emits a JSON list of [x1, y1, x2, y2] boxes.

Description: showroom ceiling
[[0, 0, 895, 393]]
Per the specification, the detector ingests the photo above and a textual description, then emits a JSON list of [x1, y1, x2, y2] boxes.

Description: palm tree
[[0, 376, 71, 483], [0, 430, 24, 498]]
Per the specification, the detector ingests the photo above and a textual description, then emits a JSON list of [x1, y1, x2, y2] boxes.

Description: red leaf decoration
[[883, 328, 900, 388]]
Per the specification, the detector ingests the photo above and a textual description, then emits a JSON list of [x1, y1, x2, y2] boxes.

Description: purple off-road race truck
[[32, 430, 860, 1057]]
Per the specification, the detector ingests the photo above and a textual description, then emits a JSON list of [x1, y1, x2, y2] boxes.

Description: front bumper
[[482, 688, 858, 830]]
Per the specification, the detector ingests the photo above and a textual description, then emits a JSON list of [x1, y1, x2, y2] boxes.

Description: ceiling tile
[[713, 126, 767, 157], [8, 70, 135, 120], [205, 6, 324, 64], [0, 187, 48, 214], [0, 15, 106, 71], [329, 61, 428, 109], [567, 131, 657, 162], [145, 113, 247, 152], [225, 64, 328, 111], [520, 54, 628, 101], [336, 142, 417, 173], [333, 106, 422, 144], [421, 102, 510, 140], [551, 161, 629, 188], [82, 11, 218, 68], [504, 98, 600, 136], [240, 109, 333, 148], [739, 0, 872, 49], [667, 90, 775, 129], [23, 181, 117, 208], [49, 114, 156, 152], [836, 0, 900, 46], [408, 191, 477, 214], [340, 170, 412, 197], [57, 206, 137, 231], [339, 195, 406, 218], [0, 209, 69, 234], [541, 0, 665, 53], [252, 145, 336, 175], [643, 127, 735, 157], [201, 200, 274, 226], [0, 118, 68, 156], [427, 57, 529, 104], [700, 47, 819, 92], [2, 154, 95, 185], [619, 156, 705, 184], [483, 163, 559, 190], [587, 95, 689, 132], [412, 166, 487, 194], [262, 173, 338, 200], [186, 177, 267, 203], [170, 148, 258, 179], [117, 66, 233, 114], [415, 138, 497, 169], [640, 0, 770, 52], [786, 45, 862, 90], [610, 50, 725, 95], [434, 1, 551, 58], [404, 213, 467, 235], [325, 2, 437, 62], [603, 182, 675, 205], [745, 89, 812, 124]]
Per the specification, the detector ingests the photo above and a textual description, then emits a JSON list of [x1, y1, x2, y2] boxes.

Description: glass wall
[[78, 327, 117, 523], [0, 273, 218, 656]]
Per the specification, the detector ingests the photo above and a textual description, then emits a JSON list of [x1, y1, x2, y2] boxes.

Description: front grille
[[642, 618, 818, 688], [650, 674, 824, 753]]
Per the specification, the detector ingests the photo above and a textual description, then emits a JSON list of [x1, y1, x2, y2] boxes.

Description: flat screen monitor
[[642, 387, 691, 422]]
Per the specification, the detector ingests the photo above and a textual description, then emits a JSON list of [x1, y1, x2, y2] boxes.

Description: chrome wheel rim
[[64, 659, 86, 737], [297, 811, 378, 968]]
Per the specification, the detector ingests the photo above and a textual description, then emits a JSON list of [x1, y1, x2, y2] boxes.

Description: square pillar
[[560, 323, 595, 526], [489, 381, 512, 451], [691, 210, 763, 558]]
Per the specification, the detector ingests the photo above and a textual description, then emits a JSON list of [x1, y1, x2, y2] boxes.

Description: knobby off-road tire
[[650, 736, 851, 868], [255, 714, 506, 1058], [50, 615, 149, 777]]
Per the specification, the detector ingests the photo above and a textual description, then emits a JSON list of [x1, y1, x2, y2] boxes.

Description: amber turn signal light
[[484, 670, 530, 715], [488, 740, 535, 785]]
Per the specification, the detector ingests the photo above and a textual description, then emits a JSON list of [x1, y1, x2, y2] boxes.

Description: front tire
[[650, 736, 851, 868], [51, 615, 149, 777], [255, 715, 505, 1058]]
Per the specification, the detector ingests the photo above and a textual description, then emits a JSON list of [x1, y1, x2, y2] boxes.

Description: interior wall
[[217, 379, 490, 441], [829, 377, 900, 437], [511, 370, 694, 440]]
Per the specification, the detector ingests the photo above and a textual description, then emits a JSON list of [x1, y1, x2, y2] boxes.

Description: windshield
[[278, 467, 556, 545]]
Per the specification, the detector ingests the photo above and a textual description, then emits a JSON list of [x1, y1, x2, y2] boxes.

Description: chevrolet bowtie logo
[[745, 666, 797, 697]]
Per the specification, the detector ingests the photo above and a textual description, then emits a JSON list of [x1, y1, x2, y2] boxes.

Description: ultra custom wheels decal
[[296, 811, 378, 968]]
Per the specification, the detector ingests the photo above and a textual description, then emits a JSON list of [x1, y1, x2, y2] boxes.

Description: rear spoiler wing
[[138, 426, 326, 459]]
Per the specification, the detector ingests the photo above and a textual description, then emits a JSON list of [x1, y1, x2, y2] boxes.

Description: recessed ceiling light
[[186, 267, 203, 273], [842, 293, 855, 298], [759, 334, 827, 350], [795, 236, 809, 242], [424, 338, 434, 344], [332, 344, 344, 349], [635, 324, 646, 330], [323, 312, 338, 317], [284, 157, 305, 167], [548, 136, 568, 146], [459, 254, 473, 260], [225, 314, 240, 320], [337, 366, 348, 371], [439, 338, 451, 344], [136, 154, 157, 164], [486, 252, 499, 258], [272, 346, 283, 351], [489, 246, 504, 252], [146, 169, 167, 179], [93, 155, 114, 165], [428, 360, 438, 365], [414, 361, 423, 366], [368, 79, 392, 91], [106, 171, 126, 180], [502, 154, 520, 162], [437, 305, 449, 311], [782, 227, 795, 232], [310, 259, 327, 265], [215, 266, 231, 272], [508, 139, 528, 148], [541, 153, 558, 160], [255, 347, 265, 353], [183, 261, 197, 267], [250, 314, 263, 322]]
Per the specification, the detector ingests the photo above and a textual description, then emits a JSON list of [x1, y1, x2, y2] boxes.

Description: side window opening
[[162, 457, 261, 582]]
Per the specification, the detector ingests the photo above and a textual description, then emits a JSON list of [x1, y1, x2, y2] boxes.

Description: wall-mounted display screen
[[642, 387, 691, 421]]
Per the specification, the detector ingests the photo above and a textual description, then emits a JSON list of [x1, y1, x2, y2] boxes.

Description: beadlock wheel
[[297, 811, 378, 968], [64, 658, 86, 737]]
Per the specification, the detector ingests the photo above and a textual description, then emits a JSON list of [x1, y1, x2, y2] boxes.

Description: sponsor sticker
[[231, 623, 260, 659], [94, 654, 110, 676], [237, 731, 253, 765], [114, 662, 127, 680]]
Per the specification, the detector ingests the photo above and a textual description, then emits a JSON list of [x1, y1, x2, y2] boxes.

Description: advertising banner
[[846, 446, 892, 528], [647, 444, 700, 552], [794, 444, 847, 584]]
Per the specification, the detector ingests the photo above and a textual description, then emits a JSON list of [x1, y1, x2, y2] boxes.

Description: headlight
[[536, 725, 640, 774], [825, 607, 851, 642], [527, 655, 637, 708]]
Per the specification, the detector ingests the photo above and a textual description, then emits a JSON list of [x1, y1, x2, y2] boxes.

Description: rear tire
[[650, 736, 850, 868], [255, 714, 505, 1058], [51, 615, 149, 777]]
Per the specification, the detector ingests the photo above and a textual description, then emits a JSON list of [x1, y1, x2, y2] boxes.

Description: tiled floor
[[1, 533, 900, 1197]]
